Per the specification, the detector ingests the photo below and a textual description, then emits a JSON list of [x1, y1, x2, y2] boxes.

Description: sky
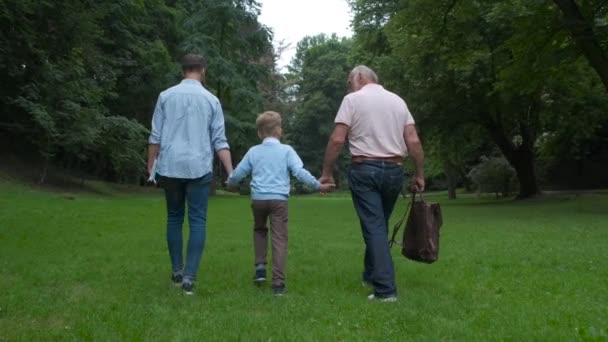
[[258, 0, 353, 69]]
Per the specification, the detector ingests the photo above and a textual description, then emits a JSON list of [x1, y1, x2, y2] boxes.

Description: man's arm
[[210, 100, 233, 174], [404, 124, 425, 191], [147, 144, 160, 176], [217, 149, 233, 175], [320, 123, 349, 183], [147, 95, 164, 176]]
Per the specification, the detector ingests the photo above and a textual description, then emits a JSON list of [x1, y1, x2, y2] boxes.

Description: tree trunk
[[39, 156, 49, 184], [553, 0, 608, 93], [483, 115, 541, 199], [511, 149, 540, 198], [443, 161, 457, 200]]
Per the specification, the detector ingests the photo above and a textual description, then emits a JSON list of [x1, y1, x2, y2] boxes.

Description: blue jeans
[[161, 173, 212, 282], [349, 161, 404, 297]]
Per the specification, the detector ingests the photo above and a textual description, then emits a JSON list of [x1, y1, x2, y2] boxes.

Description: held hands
[[319, 183, 336, 194], [318, 174, 337, 195]]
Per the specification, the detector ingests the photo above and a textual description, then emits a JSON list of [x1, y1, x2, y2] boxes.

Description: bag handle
[[389, 191, 420, 247]]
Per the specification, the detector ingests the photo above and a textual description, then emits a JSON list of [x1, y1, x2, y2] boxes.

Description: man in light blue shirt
[[227, 111, 334, 296], [148, 54, 233, 295]]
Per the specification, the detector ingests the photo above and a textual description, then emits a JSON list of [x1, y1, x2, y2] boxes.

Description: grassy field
[[0, 180, 607, 341]]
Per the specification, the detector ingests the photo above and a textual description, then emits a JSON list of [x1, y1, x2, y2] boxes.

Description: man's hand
[[319, 183, 336, 194], [411, 175, 425, 193], [319, 175, 335, 186]]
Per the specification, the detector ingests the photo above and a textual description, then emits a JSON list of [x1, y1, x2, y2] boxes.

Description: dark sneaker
[[253, 265, 266, 285], [171, 274, 183, 287], [273, 285, 286, 297], [182, 282, 194, 296], [367, 293, 397, 302]]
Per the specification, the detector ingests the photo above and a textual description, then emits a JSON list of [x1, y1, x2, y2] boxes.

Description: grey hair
[[350, 65, 378, 83]]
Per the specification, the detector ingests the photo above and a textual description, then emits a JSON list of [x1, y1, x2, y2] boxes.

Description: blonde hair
[[256, 111, 282, 137]]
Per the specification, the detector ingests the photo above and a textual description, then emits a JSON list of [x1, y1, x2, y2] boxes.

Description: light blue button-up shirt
[[227, 138, 321, 200], [149, 79, 229, 179]]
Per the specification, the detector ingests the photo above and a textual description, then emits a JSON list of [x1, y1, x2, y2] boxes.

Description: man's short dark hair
[[181, 54, 206, 73]]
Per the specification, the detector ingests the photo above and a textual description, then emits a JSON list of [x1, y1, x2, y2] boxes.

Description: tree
[[349, 0, 608, 198], [0, 0, 276, 185], [287, 34, 352, 187], [552, 0, 608, 92]]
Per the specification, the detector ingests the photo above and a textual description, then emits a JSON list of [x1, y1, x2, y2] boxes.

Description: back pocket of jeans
[[349, 170, 376, 192]]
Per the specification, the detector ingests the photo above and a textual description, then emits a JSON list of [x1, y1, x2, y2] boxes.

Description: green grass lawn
[[0, 180, 607, 341]]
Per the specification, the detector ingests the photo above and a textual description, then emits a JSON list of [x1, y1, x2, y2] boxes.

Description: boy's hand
[[319, 183, 336, 194], [319, 175, 335, 186]]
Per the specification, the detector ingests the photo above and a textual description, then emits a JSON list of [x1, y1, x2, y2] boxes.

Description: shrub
[[468, 156, 518, 197]]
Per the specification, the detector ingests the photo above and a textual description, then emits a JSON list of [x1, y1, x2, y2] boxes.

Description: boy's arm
[[226, 150, 253, 187], [287, 147, 321, 190]]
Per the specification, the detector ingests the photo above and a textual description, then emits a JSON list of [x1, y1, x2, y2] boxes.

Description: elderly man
[[148, 54, 233, 295], [319, 65, 425, 302]]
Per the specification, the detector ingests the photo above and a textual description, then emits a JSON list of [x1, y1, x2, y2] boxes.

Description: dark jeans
[[349, 161, 404, 296], [161, 173, 212, 282]]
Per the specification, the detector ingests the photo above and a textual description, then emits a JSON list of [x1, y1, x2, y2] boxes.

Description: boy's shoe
[[272, 285, 286, 297], [182, 282, 194, 296], [171, 274, 183, 287], [253, 264, 266, 285], [367, 293, 397, 302]]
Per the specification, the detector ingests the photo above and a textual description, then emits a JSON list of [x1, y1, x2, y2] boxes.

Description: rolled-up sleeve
[[149, 95, 164, 144], [210, 100, 230, 151]]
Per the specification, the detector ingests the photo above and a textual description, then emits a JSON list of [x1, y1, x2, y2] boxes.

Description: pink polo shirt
[[334, 83, 415, 158]]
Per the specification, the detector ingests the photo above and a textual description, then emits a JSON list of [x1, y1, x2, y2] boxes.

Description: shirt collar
[[181, 78, 202, 86], [362, 83, 383, 90], [263, 137, 280, 144]]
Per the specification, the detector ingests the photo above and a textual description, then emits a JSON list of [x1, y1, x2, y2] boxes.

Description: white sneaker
[[367, 293, 397, 302]]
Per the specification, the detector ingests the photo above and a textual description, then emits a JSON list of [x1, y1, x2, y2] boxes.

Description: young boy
[[227, 111, 334, 296]]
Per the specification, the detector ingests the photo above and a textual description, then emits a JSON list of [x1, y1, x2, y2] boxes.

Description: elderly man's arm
[[320, 123, 349, 184], [404, 124, 425, 192]]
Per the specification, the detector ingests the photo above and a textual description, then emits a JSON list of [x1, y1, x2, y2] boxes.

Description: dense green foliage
[[287, 35, 353, 187], [1, 0, 607, 195], [343, 0, 608, 197], [0, 0, 275, 183], [1, 180, 607, 339]]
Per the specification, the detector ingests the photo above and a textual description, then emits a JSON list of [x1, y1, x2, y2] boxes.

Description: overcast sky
[[258, 0, 353, 69]]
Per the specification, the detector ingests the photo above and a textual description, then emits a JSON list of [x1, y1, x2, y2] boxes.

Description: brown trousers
[[251, 200, 288, 287]]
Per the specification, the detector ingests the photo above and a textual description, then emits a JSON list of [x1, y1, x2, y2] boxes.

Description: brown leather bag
[[389, 192, 442, 263]]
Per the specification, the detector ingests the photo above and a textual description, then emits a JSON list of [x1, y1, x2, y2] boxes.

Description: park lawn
[[0, 180, 607, 341]]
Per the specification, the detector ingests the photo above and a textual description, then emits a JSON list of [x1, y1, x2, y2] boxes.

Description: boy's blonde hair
[[256, 111, 282, 137]]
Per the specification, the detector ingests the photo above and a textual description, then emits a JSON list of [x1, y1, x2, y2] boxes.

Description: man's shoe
[[171, 274, 183, 287], [182, 282, 194, 295], [253, 265, 266, 285], [367, 293, 397, 302], [272, 285, 286, 297]]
